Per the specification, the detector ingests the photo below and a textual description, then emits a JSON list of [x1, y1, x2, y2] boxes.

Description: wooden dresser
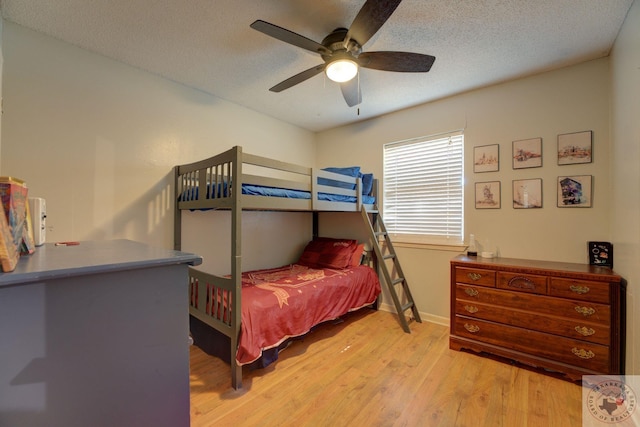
[[449, 255, 625, 381]]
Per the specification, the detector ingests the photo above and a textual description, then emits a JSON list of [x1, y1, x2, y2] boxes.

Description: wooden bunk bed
[[174, 146, 381, 389]]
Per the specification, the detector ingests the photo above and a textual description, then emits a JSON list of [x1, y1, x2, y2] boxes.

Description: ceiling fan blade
[[358, 51, 435, 72], [346, 0, 402, 46], [269, 64, 326, 92], [251, 20, 332, 55], [341, 77, 362, 107]]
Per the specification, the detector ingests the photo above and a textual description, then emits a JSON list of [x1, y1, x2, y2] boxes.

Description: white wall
[[611, 0, 640, 375], [0, 22, 315, 257], [316, 59, 612, 324], [182, 210, 312, 275]]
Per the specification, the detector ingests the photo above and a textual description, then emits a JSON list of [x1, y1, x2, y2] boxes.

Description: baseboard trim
[[378, 303, 449, 327]]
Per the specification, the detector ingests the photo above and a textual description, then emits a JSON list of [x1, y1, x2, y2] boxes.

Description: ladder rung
[[375, 231, 387, 237], [401, 302, 414, 312], [383, 254, 395, 260], [391, 277, 405, 286]]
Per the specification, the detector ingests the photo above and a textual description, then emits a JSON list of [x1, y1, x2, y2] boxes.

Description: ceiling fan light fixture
[[325, 58, 358, 83]]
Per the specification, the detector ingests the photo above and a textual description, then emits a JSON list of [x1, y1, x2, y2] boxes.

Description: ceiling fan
[[250, 0, 436, 107]]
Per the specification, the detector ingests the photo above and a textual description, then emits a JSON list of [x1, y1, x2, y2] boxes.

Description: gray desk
[[0, 240, 201, 427]]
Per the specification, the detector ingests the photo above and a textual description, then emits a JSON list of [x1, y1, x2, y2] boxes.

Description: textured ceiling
[[0, 0, 634, 132]]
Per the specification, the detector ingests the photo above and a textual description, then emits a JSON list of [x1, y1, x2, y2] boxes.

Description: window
[[383, 131, 464, 245]]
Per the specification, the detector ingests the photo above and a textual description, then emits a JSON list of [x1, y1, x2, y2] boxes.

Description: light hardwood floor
[[190, 309, 583, 426]]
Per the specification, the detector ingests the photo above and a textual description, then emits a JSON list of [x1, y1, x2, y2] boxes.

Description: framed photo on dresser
[[588, 241, 613, 268]]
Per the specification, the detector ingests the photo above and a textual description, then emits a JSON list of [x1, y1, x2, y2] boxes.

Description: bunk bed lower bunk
[[174, 146, 381, 389]]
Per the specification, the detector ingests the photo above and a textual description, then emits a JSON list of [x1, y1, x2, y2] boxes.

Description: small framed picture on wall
[[512, 138, 542, 169], [557, 175, 592, 208], [558, 131, 592, 165], [475, 181, 501, 209], [473, 144, 499, 173], [513, 178, 542, 209]]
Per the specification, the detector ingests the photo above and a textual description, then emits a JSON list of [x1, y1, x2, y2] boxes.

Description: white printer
[[28, 197, 46, 246]]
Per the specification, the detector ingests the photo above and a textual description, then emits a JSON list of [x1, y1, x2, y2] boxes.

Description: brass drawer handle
[[464, 323, 480, 333], [575, 306, 596, 317], [464, 305, 479, 314], [467, 273, 482, 281], [575, 326, 596, 337], [570, 284, 590, 295], [464, 288, 479, 297], [572, 348, 595, 359]]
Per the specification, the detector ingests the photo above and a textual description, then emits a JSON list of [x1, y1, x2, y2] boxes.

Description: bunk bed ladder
[[361, 206, 421, 333]]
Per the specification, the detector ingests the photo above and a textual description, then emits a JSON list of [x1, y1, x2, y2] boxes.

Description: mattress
[[242, 184, 375, 204], [181, 183, 376, 205], [201, 263, 381, 366]]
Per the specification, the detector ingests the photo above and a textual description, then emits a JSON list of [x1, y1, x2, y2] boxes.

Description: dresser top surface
[[451, 254, 621, 282]]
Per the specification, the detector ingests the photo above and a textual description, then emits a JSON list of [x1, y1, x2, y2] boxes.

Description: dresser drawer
[[455, 267, 496, 287], [549, 278, 610, 304], [454, 299, 610, 345], [456, 284, 611, 325], [453, 316, 610, 373], [497, 271, 547, 295]]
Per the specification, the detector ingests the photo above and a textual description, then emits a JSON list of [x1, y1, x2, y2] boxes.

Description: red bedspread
[[236, 264, 381, 365]]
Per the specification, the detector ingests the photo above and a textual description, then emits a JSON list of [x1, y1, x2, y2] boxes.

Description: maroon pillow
[[297, 237, 359, 269]]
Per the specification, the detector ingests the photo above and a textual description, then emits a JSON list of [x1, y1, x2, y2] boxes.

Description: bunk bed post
[[310, 169, 319, 210], [230, 146, 243, 389], [173, 166, 182, 251], [355, 177, 363, 211], [312, 212, 319, 239]]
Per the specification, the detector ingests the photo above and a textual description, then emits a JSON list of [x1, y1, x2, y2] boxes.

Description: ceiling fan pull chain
[[357, 73, 361, 115]]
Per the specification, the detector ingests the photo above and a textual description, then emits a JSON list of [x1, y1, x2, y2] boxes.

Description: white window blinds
[[383, 131, 464, 245]]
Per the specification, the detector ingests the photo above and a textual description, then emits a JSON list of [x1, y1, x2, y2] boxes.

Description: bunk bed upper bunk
[[174, 145, 377, 214]]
